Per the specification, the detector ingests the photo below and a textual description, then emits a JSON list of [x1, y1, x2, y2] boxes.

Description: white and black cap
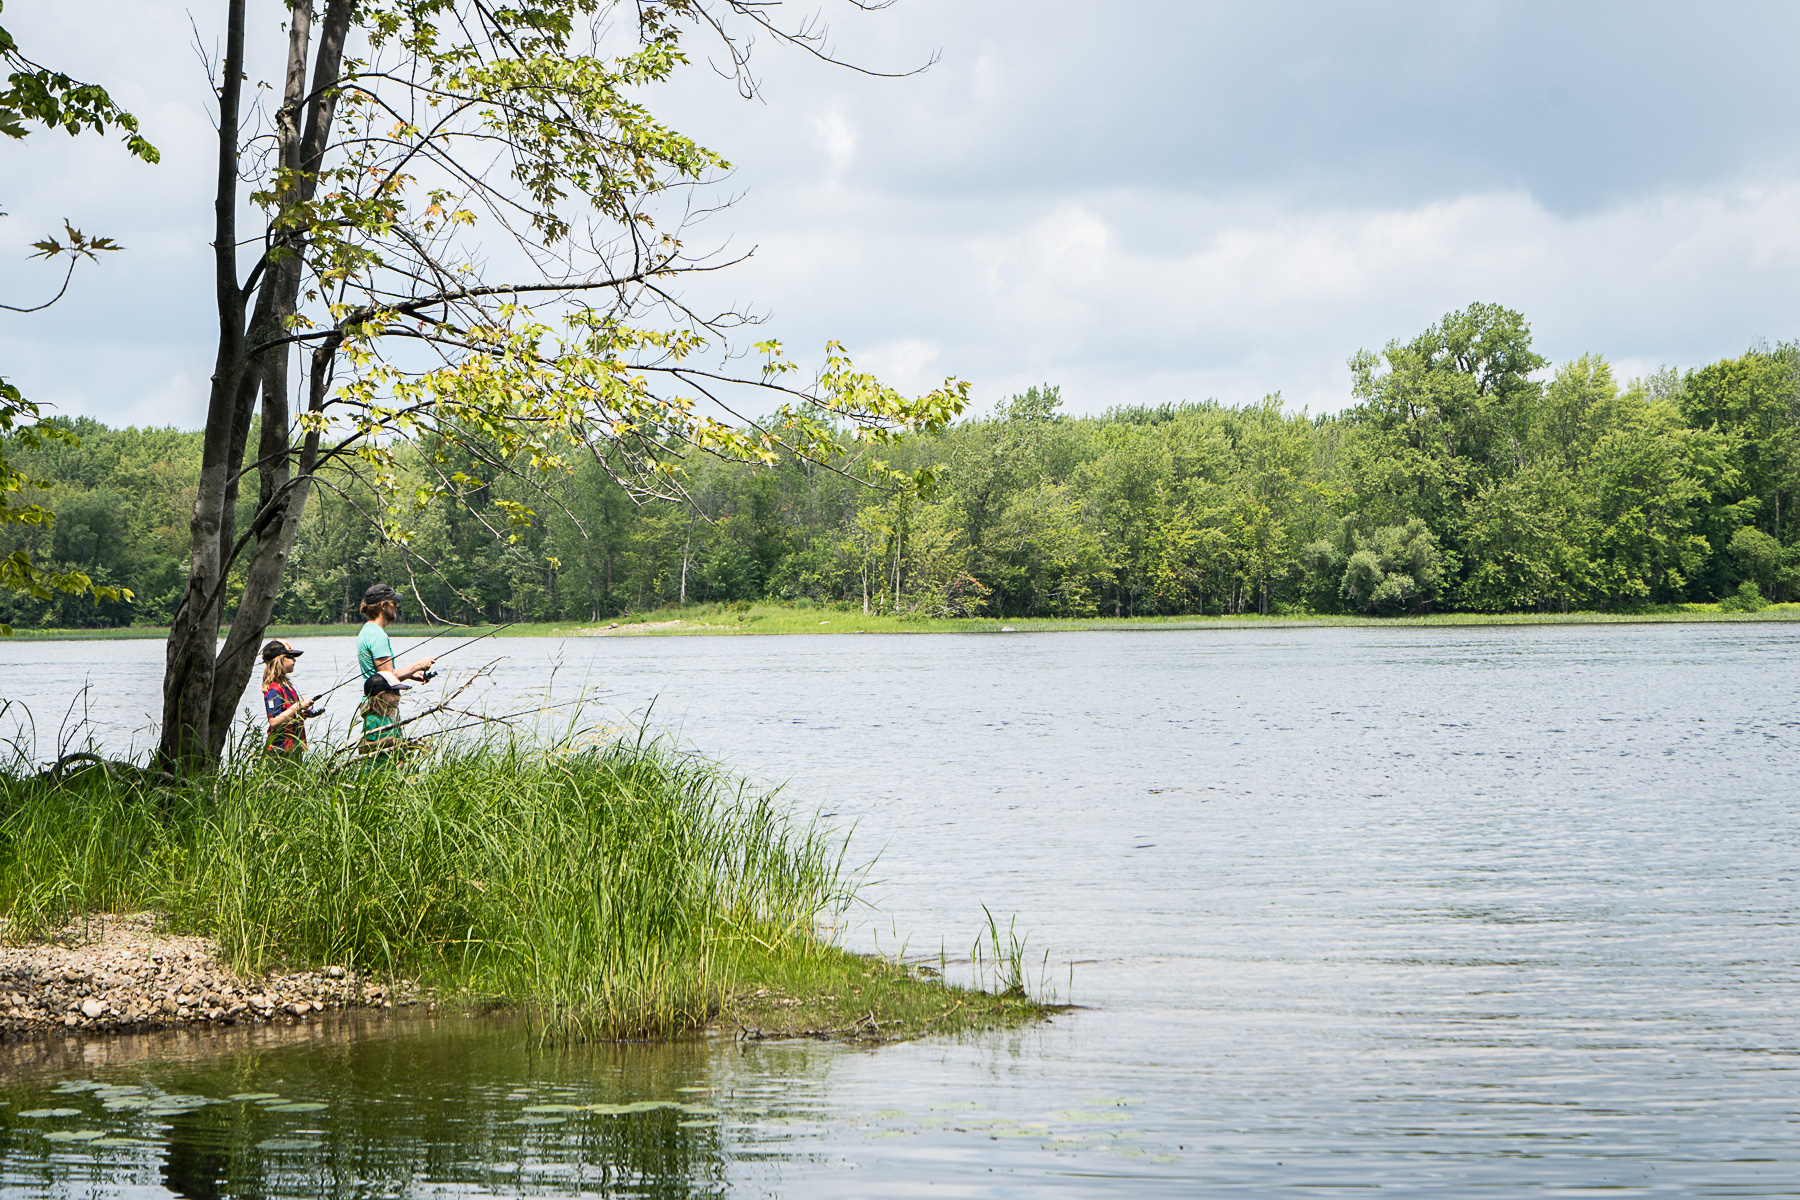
[[363, 670, 412, 697]]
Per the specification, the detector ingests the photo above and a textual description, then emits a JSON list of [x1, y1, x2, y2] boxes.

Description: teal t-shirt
[[356, 621, 394, 680]]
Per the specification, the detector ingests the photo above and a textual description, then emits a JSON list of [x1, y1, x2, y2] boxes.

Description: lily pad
[[1110, 1146, 1147, 1158], [43, 1130, 107, 1142], [621, 1100, 678, 1113], [676, 1086, 712, 1094], [1085, 1097, 1134, 1106], [1151, 1154, 1181, 1164], [927, 1101, 980, 1111], [230, 1093, 281, 1102], [265, 1102, 328, 1113], [514, 1115, 566, 1126], [89, 1137, 155, 1148], [520, 1104, 581, 1114], [865, 1130, 915, 1139], [102, 1097, 154, 1110], [678, 1119, 713, 1128], [53, 1082, 102, 1093], [256, 1137, 323, 1151], [868, 1109, 907, 1119], [582, 1103, 632, 1115], [19, 1108, 81, 1119], [677, 1103, 720, 1115]]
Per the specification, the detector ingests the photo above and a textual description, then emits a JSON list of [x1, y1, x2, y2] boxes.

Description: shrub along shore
[[7, 600, 1800, 641], [0, 735, 1048, 1042]]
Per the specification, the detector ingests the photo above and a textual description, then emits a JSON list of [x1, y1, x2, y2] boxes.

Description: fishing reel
[[418, 670, 438, 683]]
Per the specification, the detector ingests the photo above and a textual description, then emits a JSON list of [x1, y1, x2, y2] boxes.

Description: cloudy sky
[[6, 0, 1800, 426]]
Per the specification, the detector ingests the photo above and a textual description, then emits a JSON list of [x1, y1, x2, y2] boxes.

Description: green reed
[[0, 733, 854, 1038]]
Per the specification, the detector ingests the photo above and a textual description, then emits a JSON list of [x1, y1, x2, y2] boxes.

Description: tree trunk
[[159, 0, 351, 772], [158, 0, 249, 774], [679, 515, 694, 604]]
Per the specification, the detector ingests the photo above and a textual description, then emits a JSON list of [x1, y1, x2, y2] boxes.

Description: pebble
[[0, 913, 419, 1039]]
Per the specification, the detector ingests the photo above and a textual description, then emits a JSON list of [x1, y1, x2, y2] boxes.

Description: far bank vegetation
[[5, 306, 1799, 629]]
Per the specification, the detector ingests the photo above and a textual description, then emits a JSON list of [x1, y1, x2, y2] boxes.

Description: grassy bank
[[12, 601, 1800, 642], [572, 601, 1800, 636], [0, 735, 1047, 1041]]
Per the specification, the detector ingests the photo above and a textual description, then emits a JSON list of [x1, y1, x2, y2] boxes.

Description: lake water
[[2, 623, 1798, 1196]]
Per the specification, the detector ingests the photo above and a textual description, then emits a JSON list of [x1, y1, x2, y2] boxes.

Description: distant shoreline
[[8, 604, 1800, 641]]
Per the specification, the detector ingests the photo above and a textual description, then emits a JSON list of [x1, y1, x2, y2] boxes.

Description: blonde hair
[[261, 645, 293, 688], [360, 689, 400, 719]]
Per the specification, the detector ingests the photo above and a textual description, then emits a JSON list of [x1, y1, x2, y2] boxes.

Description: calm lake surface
[[1, 623, 1797, 1196]]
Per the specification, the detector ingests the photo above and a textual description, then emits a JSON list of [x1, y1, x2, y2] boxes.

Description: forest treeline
[[5, 305, 1799, 628]]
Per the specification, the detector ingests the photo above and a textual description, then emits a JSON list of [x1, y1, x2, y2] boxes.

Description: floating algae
[[868, 1109, 908, 1119], [927, 1101, 981, 1111], [678, 1119, 713, 1128], [514, 1115, 567, 1126]]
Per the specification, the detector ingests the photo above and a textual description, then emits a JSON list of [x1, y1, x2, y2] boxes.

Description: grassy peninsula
[[0, 735, 1047, 1041]]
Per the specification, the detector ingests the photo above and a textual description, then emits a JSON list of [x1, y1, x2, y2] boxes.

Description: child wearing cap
[[261, 639, 320, 753], [357, 670, 411, 764]]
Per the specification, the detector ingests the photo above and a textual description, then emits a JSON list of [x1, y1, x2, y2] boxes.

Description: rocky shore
[[1, 913, 419, 1038]]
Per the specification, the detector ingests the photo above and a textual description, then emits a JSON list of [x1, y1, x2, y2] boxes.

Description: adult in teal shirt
[[355, 583, 438, 683]]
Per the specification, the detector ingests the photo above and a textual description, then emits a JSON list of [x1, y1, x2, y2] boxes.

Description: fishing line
[[311, 620, 519, 703]]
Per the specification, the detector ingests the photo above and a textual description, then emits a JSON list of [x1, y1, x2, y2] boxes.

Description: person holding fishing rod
[[261, 639, 323, 754], [355, 583, 439, 684]]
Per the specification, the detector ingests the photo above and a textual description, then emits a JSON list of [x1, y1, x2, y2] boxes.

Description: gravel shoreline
[[1, 913, 419, 1039]]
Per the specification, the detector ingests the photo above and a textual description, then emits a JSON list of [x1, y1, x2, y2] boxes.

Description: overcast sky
[[7, 0, 1800, 426]]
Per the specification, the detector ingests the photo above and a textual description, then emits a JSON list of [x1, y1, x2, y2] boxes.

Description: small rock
[[326, 966, 345, 979], [80, 999, 106, 1019]]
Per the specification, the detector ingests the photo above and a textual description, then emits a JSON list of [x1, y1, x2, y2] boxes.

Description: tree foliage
[[14, 305, 1800, 632], [0, 1, 159, 632]]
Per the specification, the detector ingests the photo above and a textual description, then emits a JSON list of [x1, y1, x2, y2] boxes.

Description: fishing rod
[[401, 620, 519, 681], [339, 702, 563, 755], [309, 620, 520, 704]]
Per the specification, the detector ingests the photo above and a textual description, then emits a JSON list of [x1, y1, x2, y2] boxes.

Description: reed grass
[[0, 732, 1041, 1040]]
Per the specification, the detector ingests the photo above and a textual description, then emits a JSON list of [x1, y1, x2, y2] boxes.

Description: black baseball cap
[[362, 583, 401, 606], [363, 671, 412, 697], [261, 640, 302, 662]]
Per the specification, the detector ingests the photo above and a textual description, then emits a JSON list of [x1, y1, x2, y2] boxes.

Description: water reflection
[[2, 1014, 738, 1199]]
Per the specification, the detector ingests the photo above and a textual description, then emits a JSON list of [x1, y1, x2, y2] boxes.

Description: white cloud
[[810, 110, 858, 184], [854, 338, 942, 394], [8, 0, 1800, 430]]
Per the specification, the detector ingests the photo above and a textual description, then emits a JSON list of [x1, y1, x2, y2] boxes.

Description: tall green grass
[[0, 733, 854, 1038]]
